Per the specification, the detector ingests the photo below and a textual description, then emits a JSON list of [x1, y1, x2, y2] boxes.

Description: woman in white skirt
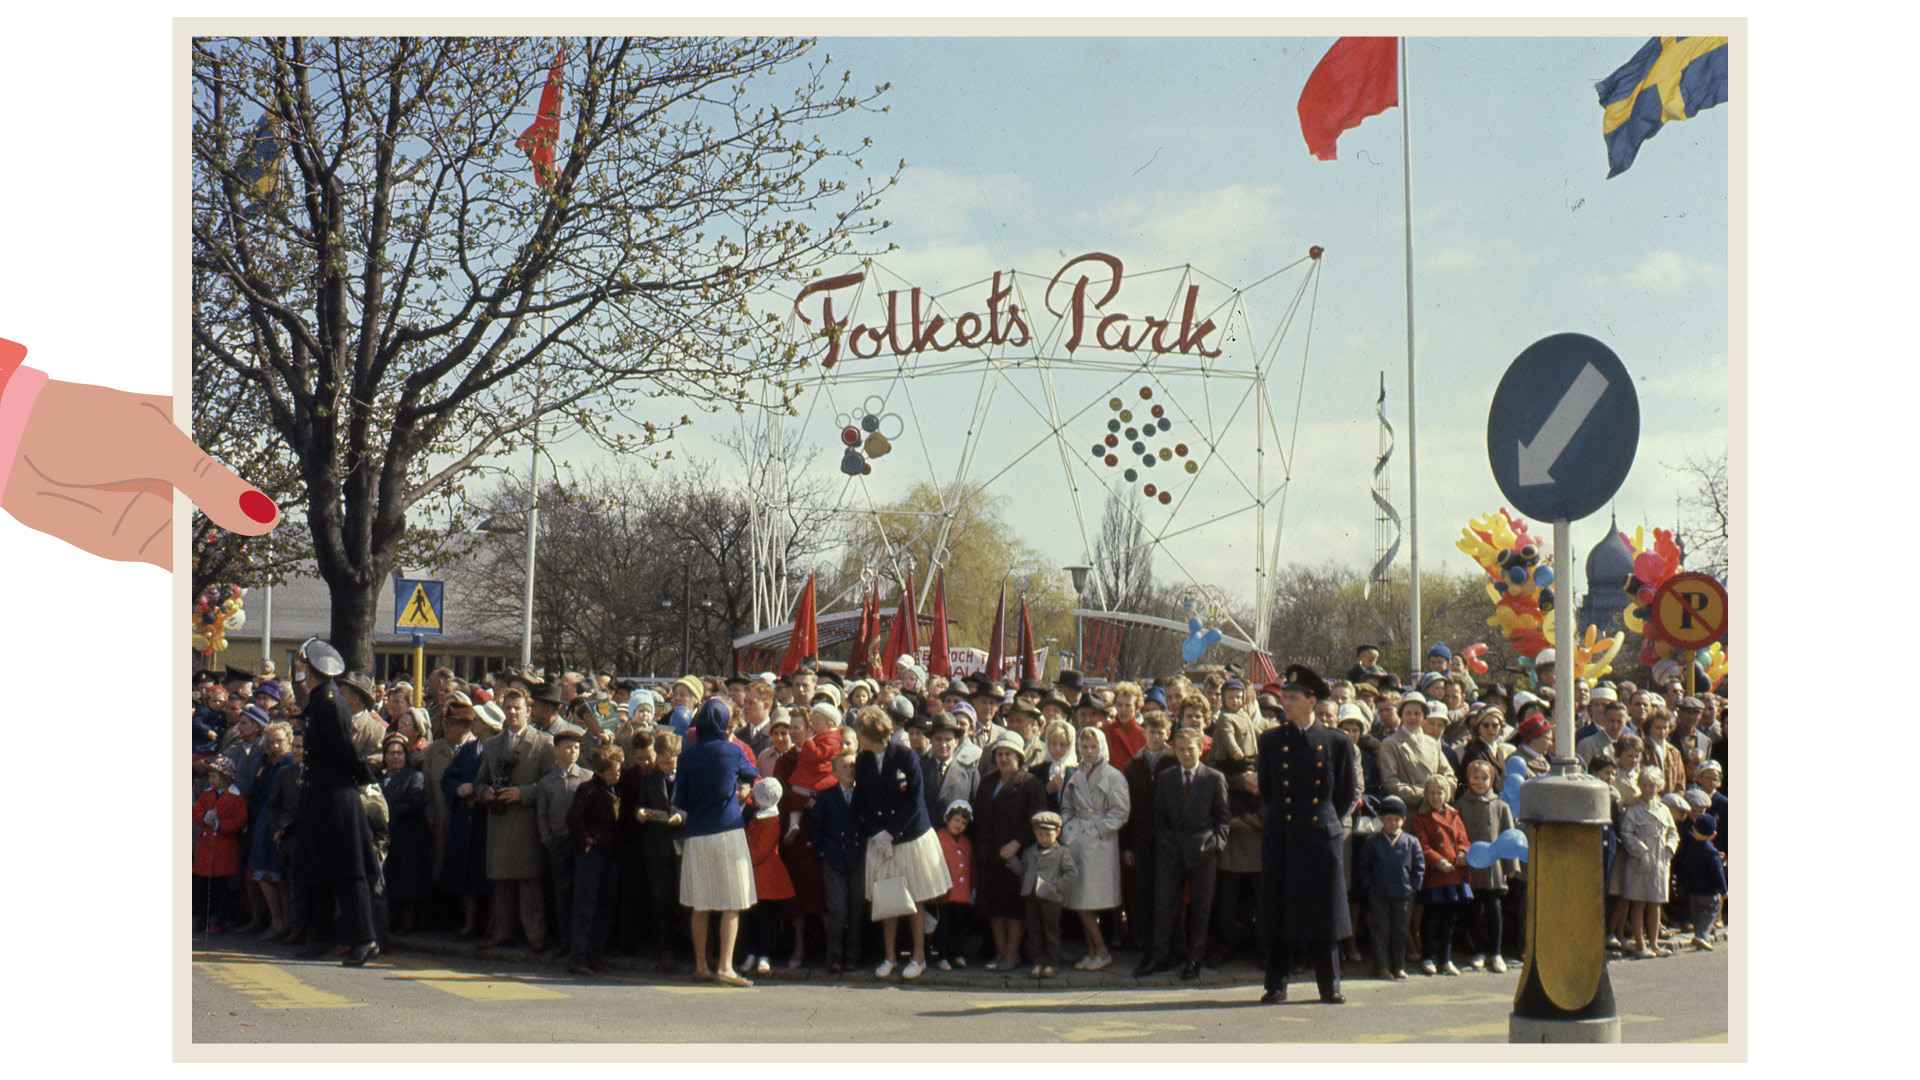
[[1060, 726, 1129, 969], [672, 698, 761, 987], [849, 704, 951, 980]]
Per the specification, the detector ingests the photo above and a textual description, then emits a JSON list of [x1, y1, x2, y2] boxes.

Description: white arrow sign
[[1516, 362, 1609, 486]]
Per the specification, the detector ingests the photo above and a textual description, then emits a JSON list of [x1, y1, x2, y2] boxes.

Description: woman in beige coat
[[1618, 765, 1679, 958], [1059, 727, 1130, 969]]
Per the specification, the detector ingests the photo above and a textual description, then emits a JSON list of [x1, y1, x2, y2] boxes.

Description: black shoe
[[1181, 960, 1201, 981], [1320, 992, 1346, 1005], [342, 942, 379, 967], [1260, 987, 1287, 1004], [1133, 956, 1158, 977]]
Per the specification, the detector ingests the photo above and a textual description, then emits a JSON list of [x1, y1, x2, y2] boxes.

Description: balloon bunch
[[193, 584, 246, 655], [1456, 510, 1624, 679], [1617, 526, 1728, 689]]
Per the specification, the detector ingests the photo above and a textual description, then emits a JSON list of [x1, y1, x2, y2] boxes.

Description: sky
[[0, 9, 1889, 1068], [523, 33, 1731, 628]]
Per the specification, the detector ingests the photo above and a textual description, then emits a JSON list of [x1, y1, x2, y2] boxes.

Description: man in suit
[[476, 688, 558, 949], [1256, 664, 1358, 1004], [1136, 727, 1231, 980], [921, 714, 980, 825]]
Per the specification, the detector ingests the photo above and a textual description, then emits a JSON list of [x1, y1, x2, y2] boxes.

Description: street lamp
[[1063, 563, 1092, 678], [481, 505, 537, 672]]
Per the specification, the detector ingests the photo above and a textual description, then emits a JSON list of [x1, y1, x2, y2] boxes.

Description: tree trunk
[[328, 570, 382, 674]]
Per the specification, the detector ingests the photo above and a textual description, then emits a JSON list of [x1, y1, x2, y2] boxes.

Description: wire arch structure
[[745, 249, 1325, 653]]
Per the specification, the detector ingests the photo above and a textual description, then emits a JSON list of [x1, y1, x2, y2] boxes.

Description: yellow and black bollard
[[1509, 772, 1619, 1042]]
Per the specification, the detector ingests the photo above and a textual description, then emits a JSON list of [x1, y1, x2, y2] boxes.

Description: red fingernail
[[240, 491, 277, 523]]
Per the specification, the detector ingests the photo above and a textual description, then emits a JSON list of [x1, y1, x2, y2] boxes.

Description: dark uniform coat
[[291, 681, 378, 887], [1255, 718, 1357, 942]]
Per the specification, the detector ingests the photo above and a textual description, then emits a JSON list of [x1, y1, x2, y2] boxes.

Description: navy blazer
[[809, 783, 866, 875], [852, 742, 932, 843]]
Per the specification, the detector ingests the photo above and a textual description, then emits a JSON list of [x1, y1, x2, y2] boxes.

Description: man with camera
[[476, 688, 558, 950]]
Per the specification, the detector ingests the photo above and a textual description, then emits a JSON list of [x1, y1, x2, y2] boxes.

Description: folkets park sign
[[792, 251, 1229, 367]]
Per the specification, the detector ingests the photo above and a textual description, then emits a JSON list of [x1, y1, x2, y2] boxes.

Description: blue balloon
[[1465, 841, 1497, 869], [1493, 827, 1529, 863], [1506, 754, 1529, 777], [1532, 565, 1554, 588], [1181, 616, 1223, 663]]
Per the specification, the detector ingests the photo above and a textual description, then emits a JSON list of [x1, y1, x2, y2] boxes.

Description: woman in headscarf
[[673, 698, 760, 987], [1059, 726, 1129, 970]]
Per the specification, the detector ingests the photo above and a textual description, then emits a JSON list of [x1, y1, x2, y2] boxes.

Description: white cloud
[[1422, 247, 1486, 272]]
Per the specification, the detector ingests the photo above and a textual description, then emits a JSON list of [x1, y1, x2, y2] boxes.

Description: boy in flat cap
[[1012, 810, 1078, 977]]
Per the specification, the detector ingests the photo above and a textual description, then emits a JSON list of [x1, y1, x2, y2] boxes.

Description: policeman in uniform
[[1256, 663, 1357, 1004], [290, 637, 382, 967]]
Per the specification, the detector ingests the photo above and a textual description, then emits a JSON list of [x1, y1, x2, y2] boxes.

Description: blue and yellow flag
[[232, 112, 286, 215], [1595, 37, 1728, 178]]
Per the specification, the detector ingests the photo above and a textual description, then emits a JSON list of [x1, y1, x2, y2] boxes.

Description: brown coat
[[476, 726, 557, 880]]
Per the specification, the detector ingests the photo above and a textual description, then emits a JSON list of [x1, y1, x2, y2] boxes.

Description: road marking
[[1036, 1018, 1198, 1042], [1399, 990, 1513, 1007], [653, 985, 754, 995], [1425, 1020, 1510, 1039], [201, 961, 366, 1011], [383, 959, 569, 1001], [1350, 1032, 1418, 1043]]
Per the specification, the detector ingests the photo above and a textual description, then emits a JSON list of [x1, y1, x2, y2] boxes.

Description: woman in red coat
[[1405, 773, 1473, 976], [193, 757, 250, 933]]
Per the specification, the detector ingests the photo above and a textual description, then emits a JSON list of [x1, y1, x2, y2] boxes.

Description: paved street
[[192, 932, 1729, 1045]]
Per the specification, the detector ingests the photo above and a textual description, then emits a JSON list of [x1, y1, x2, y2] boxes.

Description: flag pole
[[1399, 36, 1422, 675]]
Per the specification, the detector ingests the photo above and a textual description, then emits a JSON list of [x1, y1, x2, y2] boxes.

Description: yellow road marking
[[382, 958, 569, 1001], [1425, 1020, 1511, 1039], [201, 961, 365, 1010], [1351, 1033, 1418, 1043], [1036, 1019, 1197, 1042]]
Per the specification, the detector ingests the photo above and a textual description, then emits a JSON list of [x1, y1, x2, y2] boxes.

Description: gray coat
[[477, 726, 557, 880], [1452, 788, 1519, 892], [1011, 840, 1078, 903]]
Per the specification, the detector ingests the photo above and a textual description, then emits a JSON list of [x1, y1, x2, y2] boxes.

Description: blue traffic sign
[[394, 578, 444, 635], [1487, 333, 1638, 523]]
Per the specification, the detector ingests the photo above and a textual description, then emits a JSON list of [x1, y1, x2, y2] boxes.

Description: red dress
[[192, 788, 249, 878], [773, 750, 826, 917]]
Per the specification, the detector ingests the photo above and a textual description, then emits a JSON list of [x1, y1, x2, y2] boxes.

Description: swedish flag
[[1595, 37, 1728, 178]]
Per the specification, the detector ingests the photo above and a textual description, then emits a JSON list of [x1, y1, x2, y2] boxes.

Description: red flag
[[777, 571, 818, 677], [984, 581, 1007, 683], [516, 43, 567, 186], [845, 582, 877, 679], [1297, 37, 1398, 162], [1016, 594, 1038, 684], [928, 570, 953, 678], [880, 573, 919, 681]]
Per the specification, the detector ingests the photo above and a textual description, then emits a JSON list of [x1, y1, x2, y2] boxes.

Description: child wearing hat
[[742, 777, 795, 977], [1356, 795, 1424, 979], [1011, 810, 1078, 977], [192, 757, 250, 934], [931, 800, 976, 970], [1673, 812, 1726, 951]]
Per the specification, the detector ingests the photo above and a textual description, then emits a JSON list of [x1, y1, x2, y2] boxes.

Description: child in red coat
[[787, 704, 845, 797], [192, 757, 249, 933], [931, 801, 975, 970], [1405, 773, 1472, 975], [742, 777, 794, 976]]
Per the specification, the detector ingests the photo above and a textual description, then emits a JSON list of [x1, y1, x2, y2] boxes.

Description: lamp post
[[1064, 563, 1092, 676]]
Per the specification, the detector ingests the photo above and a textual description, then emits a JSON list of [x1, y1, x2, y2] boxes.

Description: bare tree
[[192, 36, 896, 668], [1672, 450, 1729, 580]]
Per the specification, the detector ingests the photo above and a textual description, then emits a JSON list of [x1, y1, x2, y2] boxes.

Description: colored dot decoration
[[842, 426, 861, 447], [1088, 384, 1198, 502]]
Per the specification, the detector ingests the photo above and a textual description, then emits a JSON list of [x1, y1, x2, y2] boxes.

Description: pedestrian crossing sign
[[394, 578, 444, 634]]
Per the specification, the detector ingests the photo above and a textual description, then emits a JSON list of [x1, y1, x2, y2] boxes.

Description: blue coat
[[1357, 829, 1426, 900], [809, 783, 866, 875], [1674, 832, 1726, 896], [673, 700, 758, 838], [852, 742, 932, 843]]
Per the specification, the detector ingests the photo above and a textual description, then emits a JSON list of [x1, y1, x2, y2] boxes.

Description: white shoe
[[937, 959, 952, 971], [1073, 956, 1093, 970], [1470, 953, 1486, 970], [1030, 964, 1045, 977], [743, 954, 757, 972], [1085, 953, 1112, 971], [875, 958, 895, 978], [1420, 959, 1438, 975], [1441, 961, 1462, 976], [1490, 955, 1508, 973], [902, 958, 925, 980], [753, 957, 771, 976]]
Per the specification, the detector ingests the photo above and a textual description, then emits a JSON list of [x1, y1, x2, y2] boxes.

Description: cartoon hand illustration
[[0, 338, 279, 570]]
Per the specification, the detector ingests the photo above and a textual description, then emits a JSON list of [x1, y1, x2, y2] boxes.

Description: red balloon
[[1636, 587, 1655, 604], [1633, 552, 1664, 582]]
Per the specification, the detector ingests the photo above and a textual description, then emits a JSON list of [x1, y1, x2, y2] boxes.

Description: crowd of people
[[190, 637, 1730, 1000]]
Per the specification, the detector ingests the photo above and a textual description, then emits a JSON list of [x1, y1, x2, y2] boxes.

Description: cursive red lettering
[[1045, 252, 1124, 354], [953, 311, 983, 348], [1096, 313, 1138, 352]]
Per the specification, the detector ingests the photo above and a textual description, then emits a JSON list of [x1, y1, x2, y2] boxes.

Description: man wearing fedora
[[920, 713, 980, 826], [1256, 663, 1357, 1004], [289, 639, 382, 967]]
